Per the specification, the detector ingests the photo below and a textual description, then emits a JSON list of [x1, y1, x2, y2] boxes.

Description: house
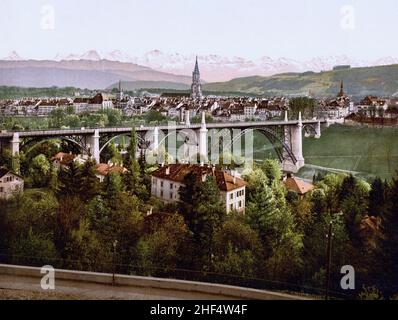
[[73, 93, 114, 113], [95, 163, 128, 182], [0, 168, 24, 199], [284, 175, 314, 197], [51, 152, 76, 170], [151, 164, 247, 213]]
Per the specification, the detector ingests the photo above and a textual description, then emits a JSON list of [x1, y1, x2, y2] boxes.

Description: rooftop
[[152, 164, 247, 191]]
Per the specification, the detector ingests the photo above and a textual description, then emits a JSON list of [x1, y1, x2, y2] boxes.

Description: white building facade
[[151, 164, 247, 213], [0, 169, 24, 199]]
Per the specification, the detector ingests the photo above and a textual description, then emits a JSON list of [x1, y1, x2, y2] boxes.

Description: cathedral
[[191, 56, 203, 99]]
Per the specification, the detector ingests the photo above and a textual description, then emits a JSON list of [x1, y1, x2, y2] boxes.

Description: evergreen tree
[[179, 173, 225, 263], [57, 161, 81, 198], [103, 172, 124, 204], [368, 177, 387, 217], [79, 159, 100, 201], [379, 176, 398, 294], [123, 129, 144, 196]]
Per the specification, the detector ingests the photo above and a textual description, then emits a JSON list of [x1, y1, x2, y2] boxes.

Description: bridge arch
[[21, 136, 89, 156], [99, 133, 150, 155], [209, 127, 297, 165]]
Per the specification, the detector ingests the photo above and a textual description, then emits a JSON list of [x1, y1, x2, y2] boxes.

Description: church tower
[[191, 56, 203, 99], [337, 80, 345, 97]]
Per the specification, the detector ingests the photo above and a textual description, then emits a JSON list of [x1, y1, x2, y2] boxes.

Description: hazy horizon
[[1, 0, 398, 62]]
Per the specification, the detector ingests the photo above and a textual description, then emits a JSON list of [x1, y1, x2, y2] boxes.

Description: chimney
[[165, 166, 170, 175], [232, 170, 236, 184], [202, 173, 207, 182]]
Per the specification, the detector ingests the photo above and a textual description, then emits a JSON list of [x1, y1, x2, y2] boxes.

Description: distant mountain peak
[[80, 50, 101, 61], [4, 49, 398, 82], [2, 51, 23, 61]]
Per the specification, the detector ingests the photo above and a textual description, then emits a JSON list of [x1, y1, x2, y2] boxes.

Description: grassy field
[[244, 124, 398, 181], [298, 124, 398, 181]]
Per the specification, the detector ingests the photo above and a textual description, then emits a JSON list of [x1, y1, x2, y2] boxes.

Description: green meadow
[[245, 124, 398, 181], [299, 124, 398, 181]]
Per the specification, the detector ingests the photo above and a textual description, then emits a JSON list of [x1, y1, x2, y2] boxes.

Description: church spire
[[338, 80, 345, 97], [194, 55, 199, 74], [191, 55, 202, 99]]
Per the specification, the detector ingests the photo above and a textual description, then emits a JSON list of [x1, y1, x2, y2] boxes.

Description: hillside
[[107, 80, 190, 91], [204, 65, 398, 98], [0, 59, 191, 90]]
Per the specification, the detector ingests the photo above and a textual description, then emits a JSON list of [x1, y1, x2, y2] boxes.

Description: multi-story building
[[151, 164, 247, 213]]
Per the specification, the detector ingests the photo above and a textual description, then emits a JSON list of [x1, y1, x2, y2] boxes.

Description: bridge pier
[[315, 121, 321, 139], [282, 112, 305, 173], [197, 112, 208, 164], [9, 133, 20, 156], [152, 127, 159, 151], [185, 110, 191, 126], [87, 130, 100, 163]]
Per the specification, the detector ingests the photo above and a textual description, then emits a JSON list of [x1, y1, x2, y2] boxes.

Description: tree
[[79, 159, 100, 201], [289, 97, 316, 119], [244, 168, 303, 280], [212, 218, 263, 277], [137, 214, 192, 275], [368, 177, 387, 217], [339, 175, 370, 241], [63, 219, 106, 271], [9, 228, 58, 266], [260, 159, 282, 185], [28, 154, 51, 187], [179, 173, 225, 265], [144, 110, 166, 123], [123, 129, 145, 197], [103, 172, 124, 203], [57, 161, 81, 198], [379, 176, 398, 295]]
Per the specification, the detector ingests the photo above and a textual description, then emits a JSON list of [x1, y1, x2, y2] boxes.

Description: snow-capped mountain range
[[3, 50, 398, 82]]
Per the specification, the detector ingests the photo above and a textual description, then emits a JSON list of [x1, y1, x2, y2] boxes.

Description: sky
[[0, 0, 397, 61]]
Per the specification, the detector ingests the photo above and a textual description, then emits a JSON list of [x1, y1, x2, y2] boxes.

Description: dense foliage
[[1, 137, 398, 298]]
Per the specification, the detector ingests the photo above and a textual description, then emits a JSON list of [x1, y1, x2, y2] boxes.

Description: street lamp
[[112, 240, 118, 286]]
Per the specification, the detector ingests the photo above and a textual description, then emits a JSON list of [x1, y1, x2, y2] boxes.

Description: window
[[170, 183, 173, 189], [230, 193, 233, 200], [0, 187, 3, 193], [239, 200, 242, 208], [230, 204, 233, 211], [170, 192, 173, 199], [160, 181, 163, 187], [160, 190, 163, 197]]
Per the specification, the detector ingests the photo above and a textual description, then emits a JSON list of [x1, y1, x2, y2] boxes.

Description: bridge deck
[[0, 120, 326, 138]]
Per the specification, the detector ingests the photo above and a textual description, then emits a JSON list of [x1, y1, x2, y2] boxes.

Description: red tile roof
[[284, 177, 314, 195], [95, 163, 127, 176], [152, 164, 246, 191]]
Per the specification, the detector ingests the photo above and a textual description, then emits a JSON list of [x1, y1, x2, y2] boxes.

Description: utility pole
[[112, 240, 118, 286], [325, 221, 333, 300]]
